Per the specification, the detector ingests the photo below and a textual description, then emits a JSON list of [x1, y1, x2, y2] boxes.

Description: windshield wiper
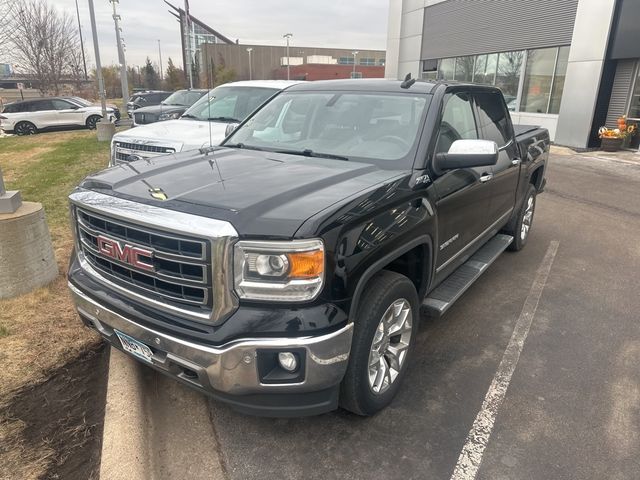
[[224, 143, 266, 152], [180, 113, 198, 119], [273, 148, 349, 161], [207, 116, 241, 123]]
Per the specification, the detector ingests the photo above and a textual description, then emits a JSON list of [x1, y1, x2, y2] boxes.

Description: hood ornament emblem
[[149, 187, 168, 201]]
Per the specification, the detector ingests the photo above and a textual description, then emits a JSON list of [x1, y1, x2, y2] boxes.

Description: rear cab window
[[473, 91, 512, 147]]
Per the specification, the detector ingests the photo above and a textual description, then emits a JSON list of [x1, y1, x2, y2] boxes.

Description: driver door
[[51, 99, 83, 126], [431, 91, 493, 277]]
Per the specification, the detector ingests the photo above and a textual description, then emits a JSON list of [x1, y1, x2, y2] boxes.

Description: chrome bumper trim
[[69, 282, 353, 395]]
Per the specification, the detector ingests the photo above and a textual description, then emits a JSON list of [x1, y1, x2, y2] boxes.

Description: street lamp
[[351, 51, 358, 78], [109, 0, 129, 106], [246, 47, 253, 80], [283, 33, 293, 80]]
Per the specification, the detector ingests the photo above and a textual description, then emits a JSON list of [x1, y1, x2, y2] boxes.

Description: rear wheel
[[340, 270, 419, 416], [504, 184, 537, 251], [86, 115, 102, 130], [14, 121, 37, 136]]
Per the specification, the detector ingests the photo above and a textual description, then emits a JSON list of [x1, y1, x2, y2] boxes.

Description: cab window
[[435, 92, 478, 153], [474, 91, 512, 147]]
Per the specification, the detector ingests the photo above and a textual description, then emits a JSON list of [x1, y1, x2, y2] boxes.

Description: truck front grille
[[75, 208, 211, 311], [113, 141, 175, 164]]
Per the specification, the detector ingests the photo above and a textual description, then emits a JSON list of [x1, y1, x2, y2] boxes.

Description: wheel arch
[[349, 235, 432, 320]]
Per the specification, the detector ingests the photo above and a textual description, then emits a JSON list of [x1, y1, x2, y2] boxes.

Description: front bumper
[[69, 282, 353, 416]]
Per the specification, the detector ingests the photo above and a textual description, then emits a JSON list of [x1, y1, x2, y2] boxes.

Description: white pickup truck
[[109, 80, 300, 166]]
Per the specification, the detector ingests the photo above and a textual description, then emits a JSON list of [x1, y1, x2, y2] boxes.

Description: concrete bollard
[[96, 120, 116, 142], [0, 202, 58, 299]]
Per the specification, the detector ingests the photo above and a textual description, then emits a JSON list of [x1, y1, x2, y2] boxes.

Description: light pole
[[283, 33, 293, 80], [158, 40, 164, 81], [351, 51, 358, 78], [246, 47, 253, 80], [74, 0, 88, 79], [87, 0, 106, 118], [109, 0, 129, 106]]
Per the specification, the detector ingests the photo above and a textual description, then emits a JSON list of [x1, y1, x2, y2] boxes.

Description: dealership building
[[386, 0, 640, 149], [166, 1, 385, 82]]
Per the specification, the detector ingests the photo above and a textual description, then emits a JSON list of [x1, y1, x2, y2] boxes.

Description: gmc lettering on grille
[[96, 235, 155, 272]]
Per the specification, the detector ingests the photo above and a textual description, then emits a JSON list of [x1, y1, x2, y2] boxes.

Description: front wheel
[[86, 115, 102, 130], [340, 270, 419, 416], [505, 184, 537, 251], [14, 121, 37, 135]]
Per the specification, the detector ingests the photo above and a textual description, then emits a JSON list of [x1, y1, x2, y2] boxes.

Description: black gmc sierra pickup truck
[[68, 79, 548, 417]]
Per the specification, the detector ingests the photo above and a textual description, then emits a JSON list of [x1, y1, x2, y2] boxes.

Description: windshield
[[224, 91, 431, 166], [68, 96, 92, 107], [161, 90, 204, 106], [181, 86, 278, 122]]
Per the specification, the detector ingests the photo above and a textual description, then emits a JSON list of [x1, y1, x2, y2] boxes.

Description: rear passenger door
[[432, 91, 493, 276], [27, 100, 57, 128], [473, 91, 521, 229]]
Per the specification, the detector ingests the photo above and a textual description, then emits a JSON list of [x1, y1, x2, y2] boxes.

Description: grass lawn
[[0, 129, 112, 479]]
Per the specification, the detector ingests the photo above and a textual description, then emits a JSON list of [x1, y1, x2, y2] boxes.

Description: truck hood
[[80, 148, 403, 237], [134, 104, 186, 115], [113, 119, 228, 151]]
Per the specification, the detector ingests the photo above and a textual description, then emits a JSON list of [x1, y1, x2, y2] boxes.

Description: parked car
[[132, 89, 207, 126], [0, 97, 116, 135], [110, 80, 301, 166], [126, 91, 172, 118], [68, 79, 548, 417], [64, 96, 121, 120]]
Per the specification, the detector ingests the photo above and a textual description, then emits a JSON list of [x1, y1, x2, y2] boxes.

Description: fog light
[[278, 352, 298, 372]]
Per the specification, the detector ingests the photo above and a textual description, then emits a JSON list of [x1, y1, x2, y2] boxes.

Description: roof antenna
[[400, 73, 416, 89]]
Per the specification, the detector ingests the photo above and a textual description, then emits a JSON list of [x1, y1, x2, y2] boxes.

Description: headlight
[[234, 239, 324, 301], [159, 112, 181, 121]]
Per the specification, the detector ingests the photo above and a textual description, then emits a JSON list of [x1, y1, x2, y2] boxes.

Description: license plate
[[115, 330, 154, 364]]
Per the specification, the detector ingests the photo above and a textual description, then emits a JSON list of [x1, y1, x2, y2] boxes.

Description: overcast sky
[[49, 0, 389, 71]]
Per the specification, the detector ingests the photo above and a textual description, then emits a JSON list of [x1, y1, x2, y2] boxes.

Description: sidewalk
[[551, 145, 640, 165]]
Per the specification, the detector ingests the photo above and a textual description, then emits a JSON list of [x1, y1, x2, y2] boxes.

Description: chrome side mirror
[[435, 139, 499, 170]]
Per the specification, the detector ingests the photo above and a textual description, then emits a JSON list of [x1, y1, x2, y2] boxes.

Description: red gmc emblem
[[96, 235, 155, 272]]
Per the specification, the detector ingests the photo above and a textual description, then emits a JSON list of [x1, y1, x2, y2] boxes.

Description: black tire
[[14, 121, 37, 136], [340, 270, 420, 416], [86, 115, 102, 130], [504, 184, 537, 251]]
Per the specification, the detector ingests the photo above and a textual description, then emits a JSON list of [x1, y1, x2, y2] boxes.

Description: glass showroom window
[[454, 56, 475, 82], [520, 46, 570, 114], [630, 64, 640, 119], [495, 51, 525, 105], [338, 57, 354, 65], [548, 46, 570, 114], [359, 58, 375, 66], [473, 53, 497, 85], [520, 48, 556, 113], [438, 58, 455, 80]]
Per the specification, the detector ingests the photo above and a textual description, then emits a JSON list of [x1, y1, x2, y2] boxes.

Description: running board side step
[[422, 234, 513, 316]]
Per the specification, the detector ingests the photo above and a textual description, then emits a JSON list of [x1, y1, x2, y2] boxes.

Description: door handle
[[511, 158, 522, 166], [479, 173, 493, 183]]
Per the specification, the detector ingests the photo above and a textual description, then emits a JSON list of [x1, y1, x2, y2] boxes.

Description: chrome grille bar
[[69, 189, 239, 325]]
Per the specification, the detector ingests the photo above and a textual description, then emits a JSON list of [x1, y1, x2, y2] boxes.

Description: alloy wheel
[[367, 298, 413, 394], [16, 122, 36, 135], [521, 195, 534, 241]]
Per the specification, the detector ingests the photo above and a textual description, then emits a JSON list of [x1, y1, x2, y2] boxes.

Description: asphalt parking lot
[[200, 152, 640, 480]]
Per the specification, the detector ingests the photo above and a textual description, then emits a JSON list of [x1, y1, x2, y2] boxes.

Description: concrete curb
[[100, 347, 226, 480], [100, 348, 149, 480]]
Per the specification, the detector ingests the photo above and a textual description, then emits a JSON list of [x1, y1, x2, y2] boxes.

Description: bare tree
[[11, 0, 80, 94], [0, 0, 17, 58]]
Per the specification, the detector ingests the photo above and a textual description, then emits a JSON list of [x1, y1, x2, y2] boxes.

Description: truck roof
[[217, 80, 304, 90], [287, 78, 502, 95]]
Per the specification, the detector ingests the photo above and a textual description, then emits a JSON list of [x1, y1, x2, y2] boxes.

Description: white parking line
[[450, 241, 560, 480]]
